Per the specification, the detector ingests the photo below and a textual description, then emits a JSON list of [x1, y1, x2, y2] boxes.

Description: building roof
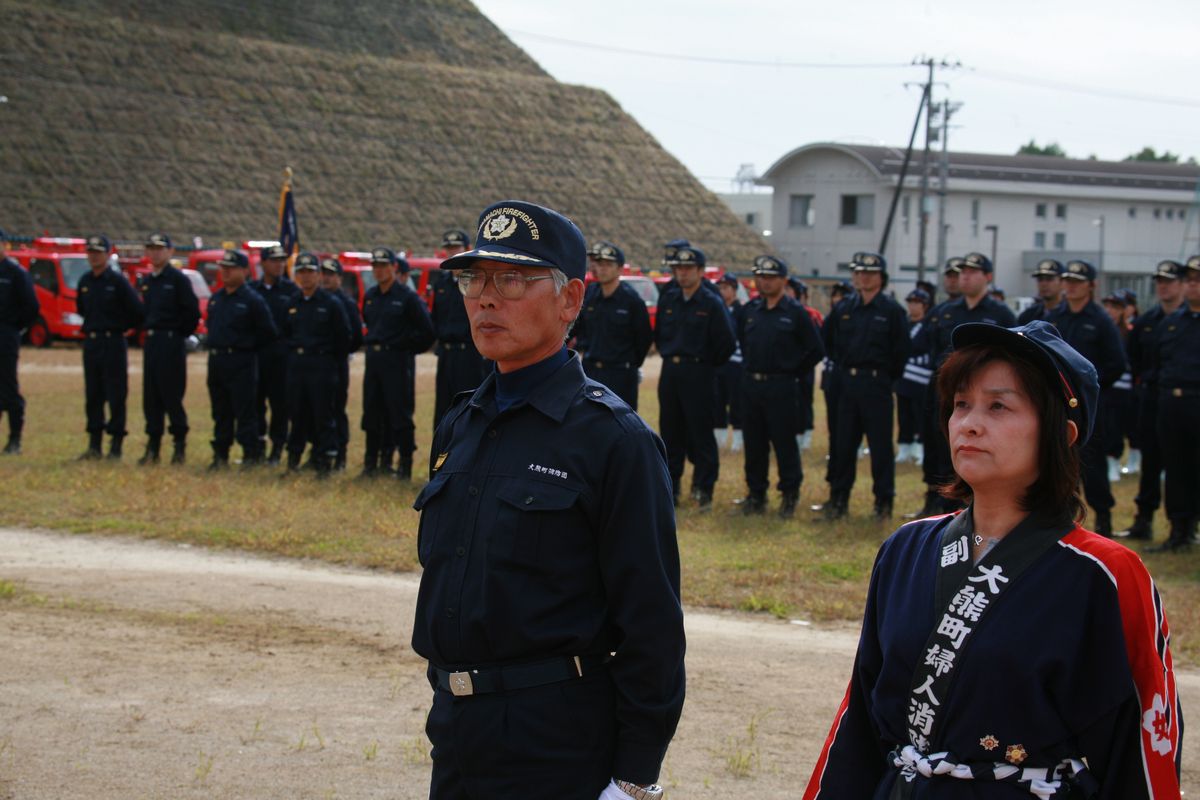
[[762, 143, 1200, 192]]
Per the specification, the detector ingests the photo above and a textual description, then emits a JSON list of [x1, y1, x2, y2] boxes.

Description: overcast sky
[[473, 0, 1200, 192]]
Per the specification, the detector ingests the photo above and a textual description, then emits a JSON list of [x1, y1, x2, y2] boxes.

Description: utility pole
[[912, 56, 961, 285], [935, 98, 962, 269]]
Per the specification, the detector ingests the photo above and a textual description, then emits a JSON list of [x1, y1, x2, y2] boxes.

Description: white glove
[[598, 779, 638, 800]]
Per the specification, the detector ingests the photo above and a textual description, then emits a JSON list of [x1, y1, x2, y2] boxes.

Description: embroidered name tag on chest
[[529, 463, 569, 480]]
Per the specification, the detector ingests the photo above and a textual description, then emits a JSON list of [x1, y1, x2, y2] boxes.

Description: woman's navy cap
[[906, 288, 931, 304], [752, 254, 788, 276], [717, 273, 739, 288], [441, 200, 587, 280], [951, 320, 1100, 445], [588, 240, 625, 265]]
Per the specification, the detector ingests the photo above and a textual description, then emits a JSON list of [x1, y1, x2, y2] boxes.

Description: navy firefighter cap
[[441, 200, 587, 281], [145, 233, 172, 249], [850, 252, 886, 272], [320, 257, 342, 275], [789, 277, 808, 296], [664, 244, 706, 269], [217, 249, 249, 269], [441, 229, 471, 250], [293, 252, 321, 271], [396, 253, 411, 273], [752, 254, 788, 277], [952, 320, 1100, 446], [944, 257, 965, 275], [261, 244, 288, 261], [86, 234, 112, 252], [1154, 260, 1183, 280], [1185, 255, 1200, 272], [906, 288, 931, 305], [588, 241, 625, 265], [962, 252, 993, 274], [1033, 259, 1064, 278], [717, 273, 739, 288], [1063, 260, 1097, 281], [371, 247, 397, 266]]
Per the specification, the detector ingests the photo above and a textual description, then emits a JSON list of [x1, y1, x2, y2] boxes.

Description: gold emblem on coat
[[1004, 743, 1027, 765], [979, 734, 999, 751]]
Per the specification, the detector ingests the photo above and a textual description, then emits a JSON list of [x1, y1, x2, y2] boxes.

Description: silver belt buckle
[[449, 671, 474, 696]]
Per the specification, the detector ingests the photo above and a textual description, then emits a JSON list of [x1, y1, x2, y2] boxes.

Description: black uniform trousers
[[896, 392, 920, 444], [658, 359, 719, 496], [207, 351, 259, 457], [82, 335, 128, 436], [1102, 388, 1135, 458], [1135, 385, 1164, 515], [286, 354, 338, 463], [821, 366, 842, 482], [829, 370, 895, 501], [426, 672, 616, 800], [714, 360, 742, 429], [742, 374, 801, 495], [0, 330, 23, 436], [434, 342, 486, 429], [256, 342, 290, 448], [921, 382, 953, 489], [582, 361, 639, 411], [1079, 402, 1115, 514], [362, 347, 417, 456], [1158, 390, 1200, 523], [335, 356, 351, 457], [798, 368, 815, 433], [143, 332, 188, 439]]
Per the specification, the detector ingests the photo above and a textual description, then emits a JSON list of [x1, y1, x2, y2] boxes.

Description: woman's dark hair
[[937, 343, 1085, 524]]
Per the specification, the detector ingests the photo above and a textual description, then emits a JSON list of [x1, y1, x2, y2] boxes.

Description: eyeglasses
[[456, 269, 555, 299]]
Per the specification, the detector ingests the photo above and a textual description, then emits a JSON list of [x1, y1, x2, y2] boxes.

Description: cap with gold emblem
[[86, 234, 112, 252], [1063, 260, 1097, 281], [1154, 260, 1182, 280], [961, 252, 993, 274], [261, 244, 288, 261], [217, 249, 249, 269], [371, 247, 397, 266], [320, 257, 342, 275], [1185, 254, 1200, 273], [1032, 259, 1064, 278], [441, 229, 471, 250], [944, 257, 965, 275], [850, 252, 886, 272], [751, 254, 788, 277], [663, 245, 706, 269], [441, 200, 587, 280], [293, 252, 321, 271], [587, 241, 625, 265], [145, 233, 172, 248]]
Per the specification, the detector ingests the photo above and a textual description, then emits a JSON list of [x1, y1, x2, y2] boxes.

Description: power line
[[965, 67, 1200, 110], [504, 29, 909, 69]]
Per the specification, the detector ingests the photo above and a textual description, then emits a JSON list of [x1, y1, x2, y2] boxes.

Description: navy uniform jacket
[[1016, 300, 1060, 326], [1127, 305, 1172, 385], [654, 283, 736, 365], [1154, 306, 1200, 390], [282, 289, 350, 358], [412, 354, 685, 782], [431, 270, 472, 343], [205, 284, 277, 351], [896, 318, 933, 400], [574, 281, 653, 366], [77, 268, 144, 333], [363, 282, 435, 352], [0, 258, 39, 334], [140, 265, 200, 335], [737, 294, 824, 375], [921, 295, 1017, 368], [250, 277, 301, 343], [1046, 302, 1127, 389], [805, 512, 1182, 800], [822, 291, 911, 380], [331, 289, 363, 354]]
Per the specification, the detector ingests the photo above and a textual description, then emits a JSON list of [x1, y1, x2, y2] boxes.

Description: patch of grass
[[193, 751, 214, 786], [0, 580, 17, 600], [715, 710, 768, 778], [363, 741, 378, 761], [738, 595, 790, 619]]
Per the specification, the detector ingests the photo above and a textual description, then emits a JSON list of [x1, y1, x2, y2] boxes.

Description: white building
[[758, 143, 1200, 303], [716, 191, 773, 239]]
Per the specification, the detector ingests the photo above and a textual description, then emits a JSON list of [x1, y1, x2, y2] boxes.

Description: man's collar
[[469, 350, 583, 423]]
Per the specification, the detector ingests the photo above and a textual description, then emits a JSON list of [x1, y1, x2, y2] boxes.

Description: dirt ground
[[1, 528, 1197, 799]]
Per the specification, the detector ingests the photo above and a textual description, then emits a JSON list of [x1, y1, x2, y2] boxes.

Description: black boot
[[137, 436, 161, 466], [266, 441, 283, 467], [79, 432, 104, 460], [282, 451, 302, 476], [904, 490, 942, 520], [106, 435, 124, 460], [820, 491, 849, 521], [1117, 511, 1154, 541], [874, 498, 893, 521], [1094, 509, 1113, 538], [170, 437, 186, 465], [334, 448, 347, 472], [1149, 519, 1192, 553], [696, 491, 713, 512], [241, 448, 263, 469], [778, 492, 797, 519], [208, 452, 229, 471], [396, 456, 413, 481], [736, 493, 766, 516], [2, 432, 20, 455]]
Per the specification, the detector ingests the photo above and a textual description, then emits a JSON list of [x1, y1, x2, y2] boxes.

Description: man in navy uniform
[[654, 242, 736, 510], [736, 255, 824, 517], [1148, 255, 1200, 551], [360, 247, 435, 479], [76, 235, 144, 459], [137, 233, 200, 465], [1046, 259, 1127, 536], [1121, 260, 1185, 541], [819, 252, 910, 520], [413, 200, 684, 800], [319, 256, 362, 471], [1017, 258, 1064, 324], [574, 240, 652, 410], [250, 244, 301, 465], [908, 252, 1016, 519], [0, 241, 38, 454], [432, 228, 487, 429], [204, 250, 277, 469], [282, 252, 349, 477]]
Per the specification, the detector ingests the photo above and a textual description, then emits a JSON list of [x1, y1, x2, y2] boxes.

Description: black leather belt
[[86, 330, 122, 339], [747, 372, 793, 381], [434, 654, 606, 698], [586, 360, 632, 370], [667, 355, 702, 365], [1167, 387, 1200, 398], [845, 366, 882, 378], [146, 329, 176, 338]]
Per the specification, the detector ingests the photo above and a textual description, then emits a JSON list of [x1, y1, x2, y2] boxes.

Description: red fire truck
[[8, 237, 94, 346]]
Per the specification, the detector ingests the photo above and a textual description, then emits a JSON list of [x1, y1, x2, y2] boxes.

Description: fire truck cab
[[8, 237, 94, 346]]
